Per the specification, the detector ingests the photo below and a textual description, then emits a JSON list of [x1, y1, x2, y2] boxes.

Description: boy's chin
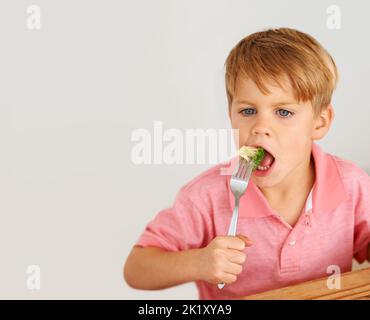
[[252, 174, 279, 189], [253, 178, 276, 189]]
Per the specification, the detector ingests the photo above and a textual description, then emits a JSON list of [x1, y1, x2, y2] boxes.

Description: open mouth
[[249, 144, 276, 174], [257, 150, 275, 171]]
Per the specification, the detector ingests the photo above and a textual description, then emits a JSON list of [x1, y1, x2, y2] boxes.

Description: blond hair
[[224, 28, 338, 117]]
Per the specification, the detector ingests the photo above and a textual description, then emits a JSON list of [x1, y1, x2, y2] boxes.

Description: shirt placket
[[279, 188, 314, 274]]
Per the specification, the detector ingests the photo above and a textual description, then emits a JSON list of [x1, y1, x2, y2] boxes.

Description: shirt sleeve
[[353, 175, 370, 263], [134, 186, 214, 252]]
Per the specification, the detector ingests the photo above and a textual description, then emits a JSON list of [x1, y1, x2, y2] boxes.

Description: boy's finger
[[222, 235, 252, 250], [222, 236, 246, 250], [226, 249, 246, 264], [236, 235, 253, 246]]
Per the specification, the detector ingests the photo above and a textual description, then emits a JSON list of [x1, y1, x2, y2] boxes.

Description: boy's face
[[229, 76, 332, 189]]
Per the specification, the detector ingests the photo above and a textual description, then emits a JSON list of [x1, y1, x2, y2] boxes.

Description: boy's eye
[[240, 108, 294, 118], [277, 109, 293, 118], [240, 108, 256, 116]]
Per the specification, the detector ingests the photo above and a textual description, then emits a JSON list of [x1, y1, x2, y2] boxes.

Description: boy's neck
[[259, 154, 315, 205]]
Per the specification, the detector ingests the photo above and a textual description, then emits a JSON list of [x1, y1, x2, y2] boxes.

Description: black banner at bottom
[[0, 299, 364, 318]]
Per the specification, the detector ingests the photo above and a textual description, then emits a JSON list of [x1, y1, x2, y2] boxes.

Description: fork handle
[[227, 197, 240, 236], [217, 282, 226, 289], [218, 197, 240, 289]]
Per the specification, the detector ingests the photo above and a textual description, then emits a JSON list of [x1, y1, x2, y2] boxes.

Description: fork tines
[[235, 158, 250, 179]]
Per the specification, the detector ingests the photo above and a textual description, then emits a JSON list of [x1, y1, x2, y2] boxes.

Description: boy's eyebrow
[[234, 99, 297, 107]]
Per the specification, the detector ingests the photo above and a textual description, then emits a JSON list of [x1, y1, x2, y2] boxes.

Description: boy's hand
[[196, 235, 253, 285]]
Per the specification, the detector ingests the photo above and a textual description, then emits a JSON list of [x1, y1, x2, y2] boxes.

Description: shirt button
[[289, 240, 296, 246]]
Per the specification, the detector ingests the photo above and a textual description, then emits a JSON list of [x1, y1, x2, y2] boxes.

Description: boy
[[124, 28, 370, 299]]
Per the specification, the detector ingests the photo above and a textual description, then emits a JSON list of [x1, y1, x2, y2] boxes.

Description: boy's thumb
[[236, 234, 253, 246]]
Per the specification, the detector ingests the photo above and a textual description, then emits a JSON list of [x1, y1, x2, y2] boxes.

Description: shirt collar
[[226, 142, 349, 218]]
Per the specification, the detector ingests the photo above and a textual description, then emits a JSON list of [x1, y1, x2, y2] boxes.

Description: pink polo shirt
[[135, 143, 370, 299]]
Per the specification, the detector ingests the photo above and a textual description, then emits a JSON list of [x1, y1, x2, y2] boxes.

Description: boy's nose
[[251, 123, 272, 137]]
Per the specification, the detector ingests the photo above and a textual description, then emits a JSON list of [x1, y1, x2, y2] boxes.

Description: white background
[[0, 0, 369, 299]]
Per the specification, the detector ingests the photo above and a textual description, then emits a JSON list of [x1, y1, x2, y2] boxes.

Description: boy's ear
[[311, 104, 335, 140]]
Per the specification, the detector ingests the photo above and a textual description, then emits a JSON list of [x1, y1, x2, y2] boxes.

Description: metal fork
[[217, 158, 254, 290]]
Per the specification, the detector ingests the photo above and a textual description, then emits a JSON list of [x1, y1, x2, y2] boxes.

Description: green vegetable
[[238, 146, 265, 170]]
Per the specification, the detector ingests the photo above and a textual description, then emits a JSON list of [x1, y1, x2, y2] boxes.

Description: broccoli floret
[[238, 146, 265, 170]]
